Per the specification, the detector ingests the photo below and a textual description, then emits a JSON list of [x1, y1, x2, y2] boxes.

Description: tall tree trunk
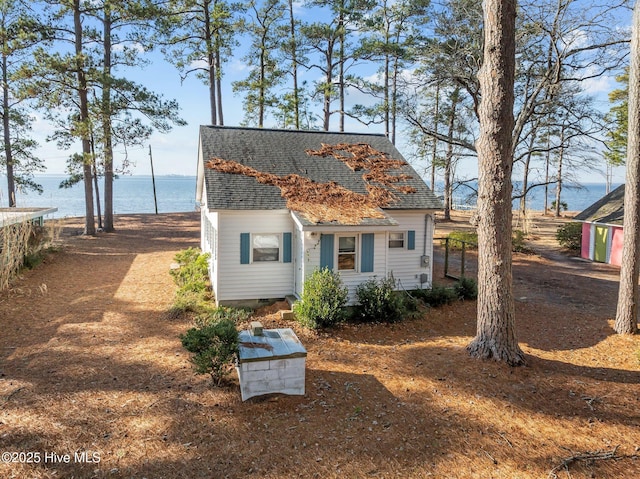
[[288, 0, 299, 129], [258, 39, 266, 127], [614, 1, 640, 335], [383, 51, 390, 139], [338, 7, 345, 132], [2, 51, 15, 207], [74, 0, 95, 236], [323, 48, 332, 131], [443, 89, 459, 221], [520, 152, 531, 216], [102, 4, 114, 232], [467, 0, 524, 366], [215, 41, 224, 125], [391, 53, 399, 145], [430, 82, 440, 192], [554, 129, 564, 217], [519, 131, 538, 217], [544, 135, 551, 214], [91, 136, 103, 231], [204, 0, 217, 125]]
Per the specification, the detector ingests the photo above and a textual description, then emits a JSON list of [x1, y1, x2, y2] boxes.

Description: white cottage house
[[195, 126, 442, 307]]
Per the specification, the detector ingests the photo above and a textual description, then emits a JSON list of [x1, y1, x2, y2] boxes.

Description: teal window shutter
[[407, 230, 416, 250], [283, 232, 292, 263], [361, 233, 374, 272], [320, 234, 334, 269], [240, 233, 250, 264]]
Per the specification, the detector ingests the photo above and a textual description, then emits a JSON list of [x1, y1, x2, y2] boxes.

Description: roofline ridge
[[199, 125, 388, 138]]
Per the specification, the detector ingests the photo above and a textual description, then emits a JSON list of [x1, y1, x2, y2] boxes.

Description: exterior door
[[594, 225, 608, 263]]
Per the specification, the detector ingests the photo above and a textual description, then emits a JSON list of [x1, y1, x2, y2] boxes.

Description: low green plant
[[194, 306, 251, 326], [556, 222, 582, 251], [168, 290, 211, 319], [399, 291, 420, 318], [442, 231, 478, 250], [355, 276, 405, 323], [512, 229, 534, 254], [293, 267, 348, 329], [551, 200, 569, 212], [180, 317, 238, 385], [454, 277, 478, 300], [170, 248, 211, 292], [169, 248, 213, 318], [413, 283, 457, 307]]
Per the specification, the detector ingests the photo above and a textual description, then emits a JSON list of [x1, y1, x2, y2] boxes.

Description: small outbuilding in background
[[574, 184, 624, 266]]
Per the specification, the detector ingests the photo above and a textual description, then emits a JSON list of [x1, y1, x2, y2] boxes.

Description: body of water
[[2, 175, 198, 218], [445, 182, 622, 213], [0, 174, 620, 219]]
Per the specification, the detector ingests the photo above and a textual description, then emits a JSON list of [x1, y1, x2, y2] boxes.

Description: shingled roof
[[199, 126, 441, 222], [573, 184, 624, 225]]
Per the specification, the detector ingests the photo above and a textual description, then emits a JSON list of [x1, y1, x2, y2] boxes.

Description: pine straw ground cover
[[0, 212, 638, 479]]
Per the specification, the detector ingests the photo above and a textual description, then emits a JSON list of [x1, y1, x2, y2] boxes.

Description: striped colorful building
[[573, 184, 624, 266]]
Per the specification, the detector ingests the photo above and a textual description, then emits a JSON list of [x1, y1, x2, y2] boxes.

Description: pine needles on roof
[[205, 142, 416, 225]]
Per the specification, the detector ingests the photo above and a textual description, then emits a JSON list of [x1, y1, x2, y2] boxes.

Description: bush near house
[[168, 248, 212, 317], [355, 276, 405, 324], [412, 283, 457, 306], [294, 267, 348, 329], [454, 277, 478, 300], [556, 222, 582, 251]]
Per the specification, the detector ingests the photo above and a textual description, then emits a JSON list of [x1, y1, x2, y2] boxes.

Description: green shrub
[[454, 277, 478, 300], [399, 291, 420, 316], [556, 222, 582, 251], [442, 231, 478, 250], [170, 248, 211, 292], [355, 276, 405, 323], [413, 283, 457, 307], [168, 291, 208, 318], [512, 229, 534, 254], [180, 317, 238, 385], [293, 268, 348, 329], [169, 248, 213, 318]]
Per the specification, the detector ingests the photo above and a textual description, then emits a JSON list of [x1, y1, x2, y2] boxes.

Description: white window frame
[[336, 234, 358, 272], [251, 233, 281, 263], [388, 231, 405, 249]]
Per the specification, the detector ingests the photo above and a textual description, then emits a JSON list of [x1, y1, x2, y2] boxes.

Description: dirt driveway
[[0, 211, 638, 479]]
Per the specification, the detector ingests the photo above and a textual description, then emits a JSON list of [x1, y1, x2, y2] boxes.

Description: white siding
[[201, 209, 219, 300], [386, 210, 434, 290], [216, 210, 294, 303], [300, 231, 388, 305]]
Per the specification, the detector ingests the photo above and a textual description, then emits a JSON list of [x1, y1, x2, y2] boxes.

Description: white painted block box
[[236, 328, 307, 401]]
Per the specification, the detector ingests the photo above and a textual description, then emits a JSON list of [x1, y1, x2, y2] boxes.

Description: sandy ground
[[0, 211, 638, 479]]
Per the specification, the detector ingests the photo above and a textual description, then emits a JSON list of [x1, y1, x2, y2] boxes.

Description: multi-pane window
[[252, 234, 280, 262], [338, 236, 356, 270], [389, 232, 405, 248]]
